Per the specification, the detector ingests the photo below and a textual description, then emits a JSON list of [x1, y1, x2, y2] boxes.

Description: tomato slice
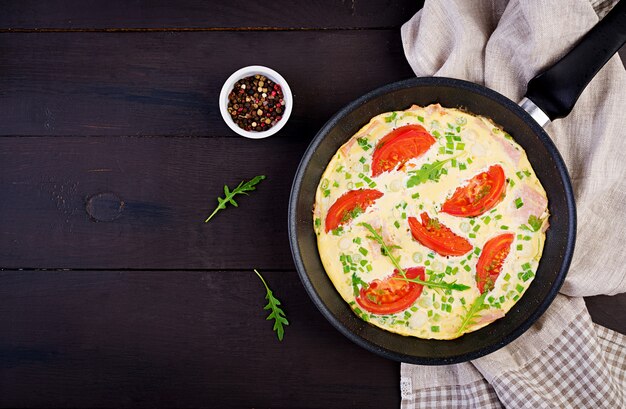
[[441, 165, 506, 217], [476, 233, 514, 293], [408, 212, 473, 256], [356, 267, 425, 315], [324, 189, 383, 233], [371, 125, 436, 177]]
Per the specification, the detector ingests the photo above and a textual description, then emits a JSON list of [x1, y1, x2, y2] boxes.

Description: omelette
[[313, 104, 549, 340]]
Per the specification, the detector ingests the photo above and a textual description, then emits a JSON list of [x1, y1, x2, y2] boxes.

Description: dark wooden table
[[1, 2, 625, 407]]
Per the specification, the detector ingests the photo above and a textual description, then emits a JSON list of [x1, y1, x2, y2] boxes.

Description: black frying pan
[[289, 2, 626, 364]]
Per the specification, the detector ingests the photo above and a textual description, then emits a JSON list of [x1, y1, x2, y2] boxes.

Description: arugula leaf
[[456, 293, 489, 336], [406, 159, 451, 188], [254, 269, 289, 341], [359, 222, 405, 273], [394, 276, 470, 291], [527, 215, 543, 232], [205, 175, 266, 222], [359, 222, 470, 292]]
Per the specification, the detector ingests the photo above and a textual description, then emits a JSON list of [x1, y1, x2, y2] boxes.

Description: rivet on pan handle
[[521, 0, 626, 125]]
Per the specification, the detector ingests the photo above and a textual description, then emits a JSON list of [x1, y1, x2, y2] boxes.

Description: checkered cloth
[[401, 316, 626, 408], [400, 0, 626, 407]]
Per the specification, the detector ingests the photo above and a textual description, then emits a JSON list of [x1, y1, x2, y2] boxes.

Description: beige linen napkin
[[400, 0, 626, 407]]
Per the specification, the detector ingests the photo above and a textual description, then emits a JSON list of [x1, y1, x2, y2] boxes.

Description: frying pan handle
[[523, 0, 626, 124]]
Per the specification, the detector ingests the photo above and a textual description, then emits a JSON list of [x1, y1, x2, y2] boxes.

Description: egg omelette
[[313, 104, 549, 340]]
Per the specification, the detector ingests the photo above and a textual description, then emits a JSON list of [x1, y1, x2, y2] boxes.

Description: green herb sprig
[[359, 222, 470, 292], [394, 275, 470, 291], [205, 175, 266, 222], [254, 269, 288, 341], [456, 293, 489, 336], [406, 159, 451, 188]]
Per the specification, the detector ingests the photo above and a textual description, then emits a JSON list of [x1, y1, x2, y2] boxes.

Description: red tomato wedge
[[441, 165, 507, 217], [408, 212, 473, 257], [476, 233, 514, 293], [324, 189, 383, 233], [371, 125, 436, 177], [356, 267, 425, 315]]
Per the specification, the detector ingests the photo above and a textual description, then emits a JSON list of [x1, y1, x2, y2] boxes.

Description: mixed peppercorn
[[227, 74, 285, 132]]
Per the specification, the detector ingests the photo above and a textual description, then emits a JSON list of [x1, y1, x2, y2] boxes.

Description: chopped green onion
[[431, 326, 440, 332], [515, 197, 524, 209], [385, 112, 397, 123], [500, 225, 509, 230]]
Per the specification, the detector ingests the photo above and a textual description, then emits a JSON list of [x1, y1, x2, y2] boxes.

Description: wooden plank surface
[[1, 3, 625, 408], [1, 0, 421, 30], [0, 30, 413, 136], [0, 270, 399, 408], [0, 136, 308, 270]]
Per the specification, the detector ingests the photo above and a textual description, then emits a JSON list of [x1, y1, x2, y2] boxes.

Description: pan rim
[[288, 76, 576, 364]]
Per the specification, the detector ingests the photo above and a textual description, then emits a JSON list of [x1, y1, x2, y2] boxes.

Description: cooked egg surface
[[313, 104, 549, 340]]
